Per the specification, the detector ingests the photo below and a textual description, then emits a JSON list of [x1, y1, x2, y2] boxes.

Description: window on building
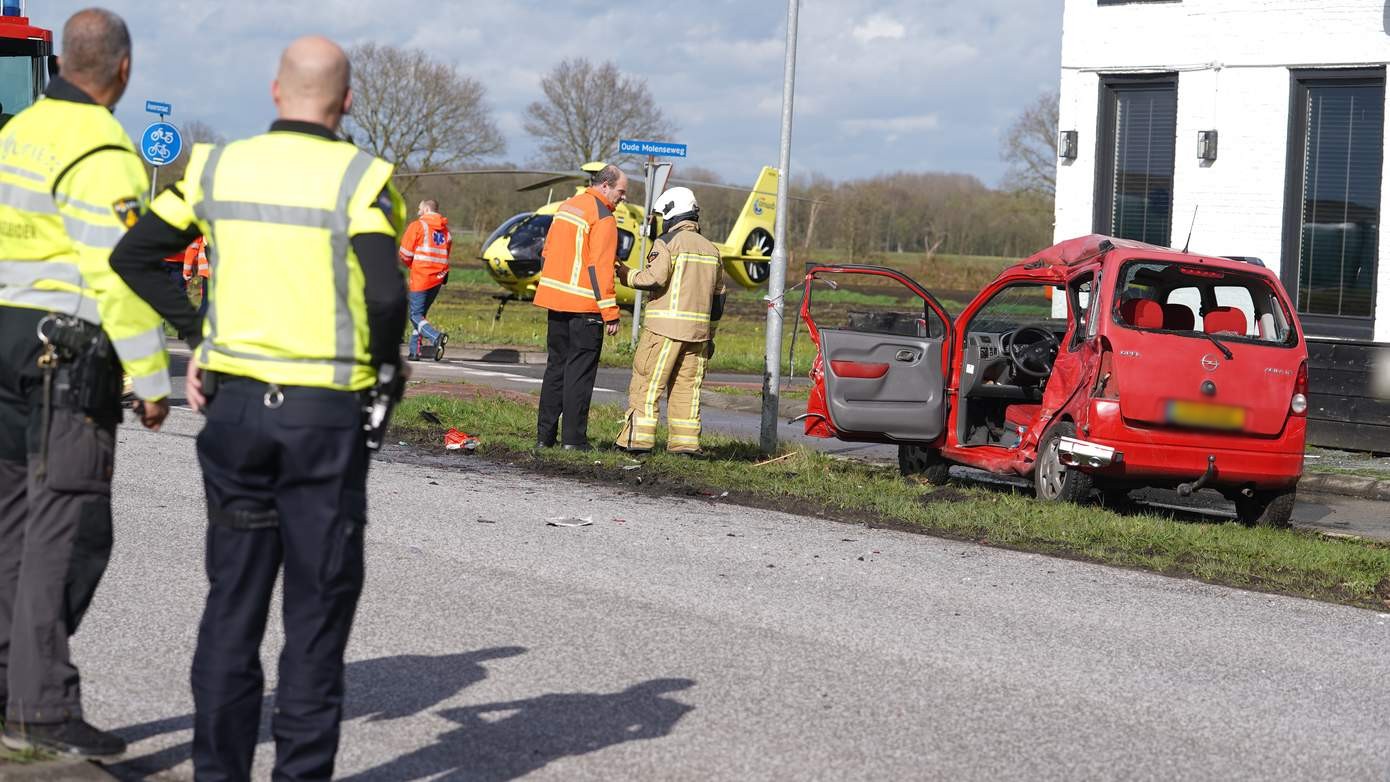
[[1094, 74, 1178, 248], [1282, 68, 1384, 338]]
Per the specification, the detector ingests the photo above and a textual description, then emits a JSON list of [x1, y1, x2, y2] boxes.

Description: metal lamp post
[[759, 0, 801, 455]]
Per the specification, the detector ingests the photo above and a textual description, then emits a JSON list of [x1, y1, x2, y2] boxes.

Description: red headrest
[[1120, 298, 1163, 328], [1204, 306, 1247, 335], [1162, 303, 1195, 331]]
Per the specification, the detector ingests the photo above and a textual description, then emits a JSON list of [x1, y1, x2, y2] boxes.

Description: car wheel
[[898, 444, 951, 485], [1233, 487, 1296, 528], [1035, 421, 1094, 503]]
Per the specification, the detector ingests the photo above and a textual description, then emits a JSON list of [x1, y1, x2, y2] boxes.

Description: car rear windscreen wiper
[[1191, 329, 1233, 360]]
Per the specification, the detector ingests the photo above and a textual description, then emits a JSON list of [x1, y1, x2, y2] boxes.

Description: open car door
[[798, 265, 953, 443]]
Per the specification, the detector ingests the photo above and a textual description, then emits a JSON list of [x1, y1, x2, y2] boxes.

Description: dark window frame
[[1093, 72, 1179, 247], [1280, 66, 1385, 339]]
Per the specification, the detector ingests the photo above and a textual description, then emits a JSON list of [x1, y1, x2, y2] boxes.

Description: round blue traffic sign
[[140, 121, 182, 167]]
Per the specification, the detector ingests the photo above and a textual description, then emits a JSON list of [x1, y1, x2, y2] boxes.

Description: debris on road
[[754, 452, 796, 467], [419, 409, 445, 427], [622, 464, 642, 471], [476, 518, 498, 524], [444, 428, 479, 451], [546, 516, 594, 528]]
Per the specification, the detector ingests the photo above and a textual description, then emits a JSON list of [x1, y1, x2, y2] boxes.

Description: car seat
[[1120, 298, 1164, 328], [1161, 303, 1195, 331], [1203, 306, 1247, 335]]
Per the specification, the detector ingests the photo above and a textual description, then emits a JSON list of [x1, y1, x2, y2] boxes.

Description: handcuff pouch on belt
[[36, 314, 121, 414]]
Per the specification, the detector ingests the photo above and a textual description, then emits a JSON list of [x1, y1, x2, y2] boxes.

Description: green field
[[423, 247, 1013, 375]]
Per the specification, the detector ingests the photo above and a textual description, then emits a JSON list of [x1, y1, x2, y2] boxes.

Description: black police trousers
[[537, 310, 605, 447], [0, 306, 117, 725], [192, 376, 368, 782]]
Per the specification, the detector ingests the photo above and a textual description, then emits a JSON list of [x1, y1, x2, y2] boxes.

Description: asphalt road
[[69, 410, 1390, 780]]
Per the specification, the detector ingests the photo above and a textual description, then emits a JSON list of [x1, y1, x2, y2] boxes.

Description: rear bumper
[[1081, 400, 1304, 489]]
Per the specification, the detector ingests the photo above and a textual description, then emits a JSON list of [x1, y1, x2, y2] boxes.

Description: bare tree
[[1001, 90, 1060, 196], [522, 58, 675, 168], [345, 43, 505, 174]]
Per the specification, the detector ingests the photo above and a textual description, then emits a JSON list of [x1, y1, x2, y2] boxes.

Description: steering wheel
[[1005, 325, 1060, 379]]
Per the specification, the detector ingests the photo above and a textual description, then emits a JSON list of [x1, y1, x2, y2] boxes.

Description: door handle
[[895, 349, 917, 362]]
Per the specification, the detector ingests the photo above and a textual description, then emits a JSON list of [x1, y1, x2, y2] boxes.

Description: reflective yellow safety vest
[[0, 88, 172, 400], [151, 130, 403, 391]]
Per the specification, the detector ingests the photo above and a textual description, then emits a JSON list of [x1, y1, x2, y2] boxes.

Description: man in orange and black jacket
[[532, 164, 626, 450]]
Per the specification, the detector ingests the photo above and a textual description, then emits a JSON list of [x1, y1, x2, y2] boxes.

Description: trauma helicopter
[[396, 163, 782, 318]]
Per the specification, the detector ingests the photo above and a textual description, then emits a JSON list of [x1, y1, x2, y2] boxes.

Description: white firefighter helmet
[[653, 186, 698, 221]]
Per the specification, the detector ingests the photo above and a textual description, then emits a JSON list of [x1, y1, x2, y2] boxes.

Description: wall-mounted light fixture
[[1197, 129, 1218, 161], [1058, 130, 1078, 160]]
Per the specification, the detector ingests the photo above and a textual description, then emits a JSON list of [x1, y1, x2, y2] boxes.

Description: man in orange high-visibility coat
[[398, 198, 452, 359], [181, 236, 209, 317], [533, 164, 626, 450]]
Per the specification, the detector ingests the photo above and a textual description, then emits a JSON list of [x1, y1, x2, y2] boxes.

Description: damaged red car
[[798, 235, 1309, 526]]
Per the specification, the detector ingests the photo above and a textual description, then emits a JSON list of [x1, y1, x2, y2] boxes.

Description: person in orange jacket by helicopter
[[398, 198, 452, 360], [181, 235, 209, 317]]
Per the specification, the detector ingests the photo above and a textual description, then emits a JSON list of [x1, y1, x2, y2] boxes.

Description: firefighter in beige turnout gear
[[616, 187, 725, 453]]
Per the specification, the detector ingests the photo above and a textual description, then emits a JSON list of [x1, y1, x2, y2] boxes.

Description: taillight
[[1290, 360, 1308, 416]]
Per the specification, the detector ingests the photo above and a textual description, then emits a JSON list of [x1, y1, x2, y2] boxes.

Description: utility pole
[[759, 0, 800, 455]]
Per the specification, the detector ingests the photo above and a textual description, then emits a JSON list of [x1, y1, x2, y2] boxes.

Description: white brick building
[[1055, 0, 1389, 342]]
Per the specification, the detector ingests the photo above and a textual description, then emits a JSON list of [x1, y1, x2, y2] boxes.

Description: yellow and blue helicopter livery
[[480, 163, 779, 309]]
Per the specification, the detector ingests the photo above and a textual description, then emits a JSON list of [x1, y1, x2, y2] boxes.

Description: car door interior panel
[[820, 328, 945, 441]]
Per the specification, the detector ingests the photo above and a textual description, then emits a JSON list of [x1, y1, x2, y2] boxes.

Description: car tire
[[898, 444, 951, 485], [1035, 421, 1094, 503], [1234, 487, 1296, 528]]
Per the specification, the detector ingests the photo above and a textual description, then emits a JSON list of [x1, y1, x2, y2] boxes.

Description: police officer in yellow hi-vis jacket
[[0, 9, 172, 760], [109, 36, 407, 780], [616, 187, 725, 454]]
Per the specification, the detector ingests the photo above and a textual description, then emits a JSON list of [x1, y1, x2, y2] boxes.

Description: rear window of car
[[1112, 260, 1298, 347]]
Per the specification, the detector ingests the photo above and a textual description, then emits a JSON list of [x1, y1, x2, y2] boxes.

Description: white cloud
[[852, 13, 906, 43], [30, 0, 1062, 185], [840, 114, 942, 140]]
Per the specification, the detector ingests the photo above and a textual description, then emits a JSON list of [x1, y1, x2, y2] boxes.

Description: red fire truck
[[0, 1, 52, 128]]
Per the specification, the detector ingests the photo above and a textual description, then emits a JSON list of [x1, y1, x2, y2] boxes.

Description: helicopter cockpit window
[[482, 213, 529, 253], [616, 229, 635, 261], [507, 215, 552, 262]]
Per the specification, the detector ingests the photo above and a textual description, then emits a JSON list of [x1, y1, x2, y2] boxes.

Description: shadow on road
[[340, 678, 697, 782], [108, 646, 527, 780]]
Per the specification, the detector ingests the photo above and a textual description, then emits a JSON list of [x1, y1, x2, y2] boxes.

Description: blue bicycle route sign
[[144, 100, 172, 116], [140, 121, 182, 167], [619, 139, 687, 158]]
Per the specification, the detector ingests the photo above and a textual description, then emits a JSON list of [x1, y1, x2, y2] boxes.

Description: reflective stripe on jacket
[[399, 212, 451, 291], [149, 132, 404, 391], [628, 221, 725, 342], [0, 85, 172, 400], [532, 187, 619, 321]]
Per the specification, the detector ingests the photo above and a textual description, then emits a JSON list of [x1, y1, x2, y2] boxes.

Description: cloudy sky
[[39, 0, 1062, 187]]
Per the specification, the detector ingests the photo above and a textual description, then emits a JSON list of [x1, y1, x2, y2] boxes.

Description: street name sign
[[144, 100, 172, 116], [619, 139, 687, 158]]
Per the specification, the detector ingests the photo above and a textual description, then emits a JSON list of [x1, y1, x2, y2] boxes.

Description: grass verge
[[393, 384, 1390, 610]]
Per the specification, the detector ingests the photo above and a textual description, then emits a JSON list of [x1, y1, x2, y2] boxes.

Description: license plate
[[1166, 400, 1246, 431]]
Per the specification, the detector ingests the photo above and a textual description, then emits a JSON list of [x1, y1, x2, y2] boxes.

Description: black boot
[[2, 718, 127, 759]]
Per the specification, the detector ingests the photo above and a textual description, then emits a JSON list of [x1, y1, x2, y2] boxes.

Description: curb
[[453, 347, 547, 365], [0, 759, 116, 780], [1300, 472, 1390, 502]]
